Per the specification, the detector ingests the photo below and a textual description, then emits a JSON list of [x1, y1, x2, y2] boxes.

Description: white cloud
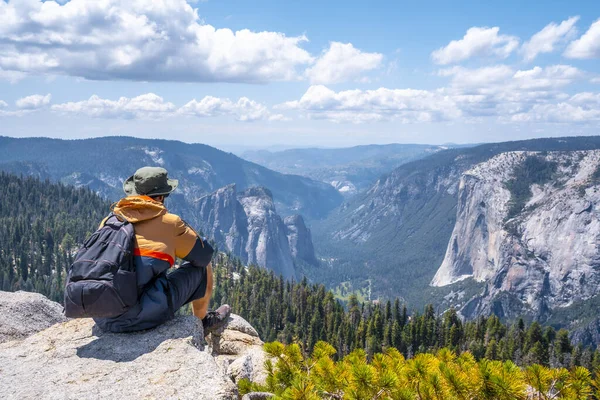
[[278, 85, 462, 124], [592, 77, 600, 84], [0, 67, 26, 83], [179, 96, 285, 121], [441, 64, 581, 92], [0, 100, 7, 108], [305, 42, 383, 84], [431, 27, 519, 65], [439, 64, 583, 119], [281, 64, 591, 124], [512, 65, 581, 90], [438, 65, 514, 88], [521, 16, 579, 62], [0, 0, 314, 83], [48, 93, 284, 122], [511, 92, 600, 123], [16, 94, 52, 109], [51, 93, 176, 119], [565, 19, 600, 59]]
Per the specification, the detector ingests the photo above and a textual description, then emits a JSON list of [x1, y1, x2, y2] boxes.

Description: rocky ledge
[[0, 290, 66, 344], [0, 291, 269, 400]]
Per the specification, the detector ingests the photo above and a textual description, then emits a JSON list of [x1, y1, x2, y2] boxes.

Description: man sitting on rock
[[94, 166, 231, 334]]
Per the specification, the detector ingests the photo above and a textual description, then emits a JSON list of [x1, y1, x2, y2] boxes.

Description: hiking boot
[[202, 304, 231, 335]]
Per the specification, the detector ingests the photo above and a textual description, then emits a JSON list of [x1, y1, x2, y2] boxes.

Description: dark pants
[[95, 262, 207, 333]]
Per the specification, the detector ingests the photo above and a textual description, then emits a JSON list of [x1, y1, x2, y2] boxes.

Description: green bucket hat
[[123, 166, 179, 196]]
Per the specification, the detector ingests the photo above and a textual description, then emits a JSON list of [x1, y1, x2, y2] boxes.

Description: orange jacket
[[108, 196, 212, 288]]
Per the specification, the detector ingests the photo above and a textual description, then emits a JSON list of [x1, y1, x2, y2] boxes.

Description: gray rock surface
[[0, 316, 238, 400], [195, 184, 301, 280], [210, 314, 270, 386], [0, 290, 66, 344], [285, 214, 318, 266], [432, 151, 600, 320], [239, 187, 297, 280], [195, 184, 250, 259]]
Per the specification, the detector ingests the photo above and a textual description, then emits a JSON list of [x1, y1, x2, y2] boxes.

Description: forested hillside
[[209, 254, 600, 371], [0, 173, 110, 302]]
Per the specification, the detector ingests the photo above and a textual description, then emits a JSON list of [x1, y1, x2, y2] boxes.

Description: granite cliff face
[[195, 184, 249, 258], [239, 187, 297, 280], [432, 151, 600, 321], [314, 137, 600, 309], [195, 185, 319, 280], [284, 215, 318, 267]]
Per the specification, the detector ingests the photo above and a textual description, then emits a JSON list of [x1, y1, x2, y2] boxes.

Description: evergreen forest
[[210, 253, 600, 372], [0, 172, 109, 301]]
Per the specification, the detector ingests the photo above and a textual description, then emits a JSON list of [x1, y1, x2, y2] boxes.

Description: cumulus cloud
[[305, 42, 383, 84], [438, 64, 583, 119], [280, 63, 591, 124], [511, 92, 600, 123], [564, 19, 600, 59], [16, 94, 52, 109], [431, 27, 519, 65], [441, 64, 581, 92], [521, 16, 579, 62], [47, 93, 284, 122], [179, 96, 285, 121], [0, 67, 26, 83], [0, 0, 314, 83], [438, 65, 514, 88], [278, 85, 462, 124], [51, 93, 176, 119], [0, 100, 7, 108]]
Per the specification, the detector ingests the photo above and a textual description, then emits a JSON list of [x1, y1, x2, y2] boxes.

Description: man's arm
[[174, 217, 214, 267]]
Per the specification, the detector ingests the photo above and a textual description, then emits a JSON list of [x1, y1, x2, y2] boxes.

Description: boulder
[[0, 315, 237, 399], [0, 290, 66, 344], [210, 314, 270, 385]]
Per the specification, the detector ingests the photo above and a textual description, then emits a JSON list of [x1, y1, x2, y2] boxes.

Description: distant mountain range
[[0, 136, 342, 220], [241, 144, 469, 196]]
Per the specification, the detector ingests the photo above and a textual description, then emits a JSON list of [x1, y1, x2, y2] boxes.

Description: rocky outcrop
[[432, 151, 600, 321], [195, 185, 315, 280], [0, 316, 237, 399], [195, 184, 250, 259], [284, 215, 318, 266], [0, 290, 66, 344], [239, 187, 296, 280], [0, 293, 271, 400], [209, 314, 270, 386]]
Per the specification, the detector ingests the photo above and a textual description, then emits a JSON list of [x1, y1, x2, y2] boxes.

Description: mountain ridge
[[241, 143, 467, 196], [0, 135, 342, 220]]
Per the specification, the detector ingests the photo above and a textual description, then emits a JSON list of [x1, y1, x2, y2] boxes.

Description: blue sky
[[0, 0, 599, 150]]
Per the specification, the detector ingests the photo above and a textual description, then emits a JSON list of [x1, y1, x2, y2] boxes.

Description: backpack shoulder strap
[[98, 214, 112, 229]]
